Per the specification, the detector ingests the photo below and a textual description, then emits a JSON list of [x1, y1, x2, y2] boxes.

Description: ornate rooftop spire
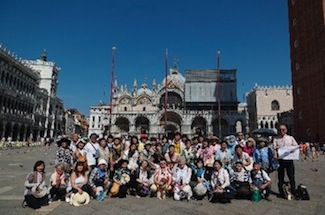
[[41, 49, 47, 61]]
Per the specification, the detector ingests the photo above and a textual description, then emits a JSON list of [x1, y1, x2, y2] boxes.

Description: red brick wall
[[288, 0, 325, 142]]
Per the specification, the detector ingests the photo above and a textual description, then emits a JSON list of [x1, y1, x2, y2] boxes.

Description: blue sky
[[0, 0, 291, 115]]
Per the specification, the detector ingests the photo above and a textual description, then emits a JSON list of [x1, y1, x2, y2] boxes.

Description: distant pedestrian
[[6, 136, 13, 150]]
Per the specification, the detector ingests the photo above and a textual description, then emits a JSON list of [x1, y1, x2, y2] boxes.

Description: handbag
[[222, 185, 237, 199], [231, 181, 251, 199], [110, 182, 120, 196]]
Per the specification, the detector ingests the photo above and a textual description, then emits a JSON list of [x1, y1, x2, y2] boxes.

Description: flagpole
[[164, 49, 168, 136], [217, 50, 222, 138], [110, 46, 116, 133]]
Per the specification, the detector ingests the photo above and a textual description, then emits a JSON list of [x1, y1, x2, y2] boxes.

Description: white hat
[[193, 183, 207, 196], [97, 159, 107, 166], [31, 185, 48, 198], [70, 192, 90, 206]]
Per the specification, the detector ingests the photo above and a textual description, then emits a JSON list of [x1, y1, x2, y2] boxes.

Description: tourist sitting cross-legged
[[250, 162, 272, 200], [133, 160, 152, 197], [230, 161, 251, 199], [172, 156, 193, 201], [67, 161, 93, 202], [49, 163, 67, 202], [89, 159, 110, 201], [23, 160, 49, 209], [191, 159, 212, 200], [209, 160, 236, 203], [152, 158, 172, 200], [111, 159, 131, 198]]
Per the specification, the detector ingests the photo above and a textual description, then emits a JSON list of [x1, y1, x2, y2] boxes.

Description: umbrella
[[252, 128, 278, 136]]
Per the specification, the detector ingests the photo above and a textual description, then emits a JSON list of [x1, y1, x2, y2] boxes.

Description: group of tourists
[[23, 124, 300, 209]]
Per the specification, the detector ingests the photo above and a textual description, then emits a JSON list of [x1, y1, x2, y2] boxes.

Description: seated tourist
[[23, 160, 49, 209], [89, 159, 110, 200], [111, 159, 131, 198], [230, 161, 251, 199], [250, 162, 272, 200], [210, 160, 235, 203], [172, 157, 192, 201], [191, 159, 211, 199], [67, 162, 92, 201], [49, 163, 67, 202], [134, 160, 152, 197], [152, 158, 172, 200]]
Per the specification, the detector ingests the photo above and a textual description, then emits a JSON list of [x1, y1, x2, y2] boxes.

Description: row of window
[[0, 96, 33, 117]]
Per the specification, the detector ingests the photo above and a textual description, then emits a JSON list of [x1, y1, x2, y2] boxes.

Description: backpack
[[296, 184, 310, 200]]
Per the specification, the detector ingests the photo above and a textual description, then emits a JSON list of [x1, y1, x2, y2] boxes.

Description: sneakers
[[65, 197, 70, 203], [97, 191, 106, 201]]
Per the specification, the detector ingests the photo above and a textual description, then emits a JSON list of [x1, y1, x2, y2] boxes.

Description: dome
[[137, 83, 152, 96], [162, 68, 185, 90]]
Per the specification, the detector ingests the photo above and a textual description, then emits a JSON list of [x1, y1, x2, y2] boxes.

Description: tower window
[[271, 100, 280, 111]]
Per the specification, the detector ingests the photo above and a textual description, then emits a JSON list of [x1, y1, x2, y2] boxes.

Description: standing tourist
[[172, 132, 185, 156], [70, 133, 80, 153], [98, 138, 110, 164], [273, 124, 298, 198], [56, 138, 73, 174], [72, 139, 87, 169], [85, 133, 100, 172]]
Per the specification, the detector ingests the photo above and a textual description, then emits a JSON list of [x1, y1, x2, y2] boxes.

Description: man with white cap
[[172, 156, 192, 201]]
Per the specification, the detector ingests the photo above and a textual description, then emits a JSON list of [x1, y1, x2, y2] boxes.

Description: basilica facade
[[89, 67, 247, 139]]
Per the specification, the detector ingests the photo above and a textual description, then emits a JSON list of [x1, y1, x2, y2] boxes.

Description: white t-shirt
[[84, 142, 99, 166]]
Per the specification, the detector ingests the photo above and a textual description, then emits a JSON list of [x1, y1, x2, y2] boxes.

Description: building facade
[[288, 0, 325, 142], [89, 67, 246, 139], [0, 45, 64, 141], [0, 45, 41, 141], [24, 52, 64, 138], [64, 108, 89, 137], [246, 85, 293, 133]]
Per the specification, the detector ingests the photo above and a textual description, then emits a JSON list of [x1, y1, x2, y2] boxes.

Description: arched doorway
[[212, 118, 229, 138], [135, 116, 150, 134], [0, 121, 4, 140], [19, 124, 26, 141], [12, 124, 20, 141], [160, 112, 182, 139], [115, 117, 130, 134], [4, 122, 12, 139], [191, 117, 207, 136]]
